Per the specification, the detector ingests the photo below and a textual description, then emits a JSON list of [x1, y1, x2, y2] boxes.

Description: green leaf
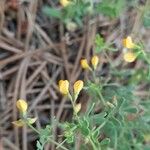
[[96, 0, 125, 18], [143, 11, 150, 28], [42, 6, 61, 19], [123, 107, 138, 113], [36, 141, 43, 150], [89, 112, 107, 125], [94, 34, 105, 53], [101, 138, 110, 146]]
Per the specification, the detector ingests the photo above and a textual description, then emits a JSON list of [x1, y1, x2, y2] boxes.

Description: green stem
[[26, 121, 40, 134], [92, 70, 97, 83], [89, 138, 98, 150], [94, 108, 115, 134], [98, 92, 106, 106], [68, 93, 78, 118], [48, 138, 69, 150], [56, 139, 67, 149], [26, 121, 68, 150]]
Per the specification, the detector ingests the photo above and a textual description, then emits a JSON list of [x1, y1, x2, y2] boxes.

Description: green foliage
[[143, 10, 150, 28], [94, 34, 105, 53], [36, 125, 52, 150], [42, 0, 93, 27], [96, 0, 125, 18], [94, 34, 117, 53], [63, 122, 77, 143], [42, 6, 62, 19]]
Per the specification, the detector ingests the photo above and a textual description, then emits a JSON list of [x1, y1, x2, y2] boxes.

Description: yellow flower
[[91, 55, 99, 69], [123, 52, 136, 63], [60, 0, 71, 7], [59, 80, 69, 95], [16, 99, 28, 113], [81, 59, 90, 69], [12, 119, 25, 127], [74, 103, 81, 114], [123, 36, 135, 49], [73, 80, 84, 95]]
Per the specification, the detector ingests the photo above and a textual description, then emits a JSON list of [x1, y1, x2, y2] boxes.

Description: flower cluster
[[122, 36, 137, 63], [80, 55, 99, 70], [58, 80, 84, 114]]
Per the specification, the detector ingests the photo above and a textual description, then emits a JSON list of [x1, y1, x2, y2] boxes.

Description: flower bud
[[16, 99, 28, 113], [123, 52, 136, 63], [106, 102, 115, 108], [60, 0, 71, 7], [66, 21, 77, 32], [73, 80, 84, 95], [74, 103, 81, 114], [123, 36, 135, 49], [91, 55, 99, 70], [59, 80, 69, 95], [12, 119, 25, 127], [81, 59, 90, 69]]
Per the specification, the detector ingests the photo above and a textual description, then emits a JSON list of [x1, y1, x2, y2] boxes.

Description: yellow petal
[[12, 119, 25, 127], [74, 103, 81, 114], [80, 59, 90, 69], [27, 118, 37, 124], [91, 56, 99, 69], [123, 52, 136, 63], [59, 80, 69, 95], [60, 0, 71, 7], [123, 36, 135, 49], [16, 99, 28, 113], [73, 80, 84, 95]]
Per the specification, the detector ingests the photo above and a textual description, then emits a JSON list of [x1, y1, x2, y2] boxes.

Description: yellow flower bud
[[74, 103, 81, 114], [91, 55, 99, 69], [16, 99, 28, 113], [66, 21, 77, 32], [73, 80, 84, 95], [59, 80, 69, 95], [123, 52, 136, 63], [81, 59, 90, 69], [60, 0, 71, 7], [106, 102, 115, 108], [123, 36, 135, 49], [12, 119, 25, 127]]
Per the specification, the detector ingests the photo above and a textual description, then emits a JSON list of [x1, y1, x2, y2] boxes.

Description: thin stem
[[98, 92, 106, 106], [68, 93, 78, 118], [26, 121, 68, 150], [92, 70, 97, 83], [26, 121, 40, 134], [89, 138, 98, 150], [56, 139, 67, 149], [48, 138, 69, 150], [94, 108, 115, 134]]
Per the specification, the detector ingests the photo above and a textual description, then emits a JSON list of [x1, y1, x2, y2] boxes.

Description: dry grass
[[0, 0, 150, 150]]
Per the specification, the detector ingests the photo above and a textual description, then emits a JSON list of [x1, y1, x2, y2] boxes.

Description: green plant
[[13, 45, 150, 149]]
